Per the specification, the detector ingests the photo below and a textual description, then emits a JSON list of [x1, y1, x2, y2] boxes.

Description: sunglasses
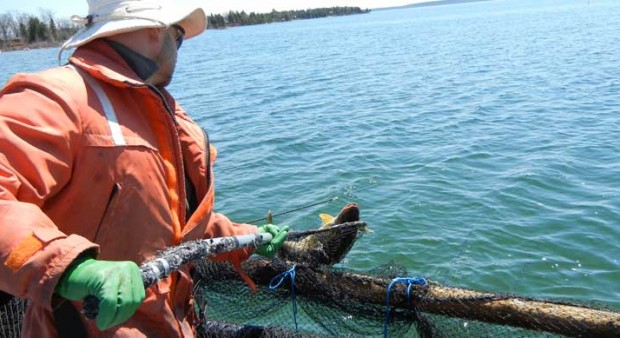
[[172, 24, 185, 50]]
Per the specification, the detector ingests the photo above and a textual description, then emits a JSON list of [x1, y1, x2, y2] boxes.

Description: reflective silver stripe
[[67, 64, 126, 146], [149, 264, 161, 279], [153, 258, 171, 276]]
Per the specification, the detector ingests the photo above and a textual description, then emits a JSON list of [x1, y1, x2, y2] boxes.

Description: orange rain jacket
[[0, 40, 257, 337]]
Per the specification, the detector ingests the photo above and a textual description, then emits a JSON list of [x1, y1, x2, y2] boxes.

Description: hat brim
[[62, 3, 206, 50]]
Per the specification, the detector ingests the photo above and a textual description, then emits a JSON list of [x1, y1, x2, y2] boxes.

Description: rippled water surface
[[1, 0, 619, 309]]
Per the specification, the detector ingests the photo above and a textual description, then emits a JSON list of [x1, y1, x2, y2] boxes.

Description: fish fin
[[266, 210, 273, 224], [319, 213, 334, 226]]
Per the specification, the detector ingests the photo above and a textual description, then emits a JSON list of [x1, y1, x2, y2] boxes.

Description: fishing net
[[189, 202, 619, 337], [192, 258, 620, 338], [1, 203, 619, 337], [0, 297, 25, 338]]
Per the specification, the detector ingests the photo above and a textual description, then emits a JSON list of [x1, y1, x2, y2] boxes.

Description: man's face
[[152, 26, 181, 86]]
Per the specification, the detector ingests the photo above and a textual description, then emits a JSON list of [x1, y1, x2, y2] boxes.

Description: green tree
[[206, 7, 369, 29], [27, 16, 47, 43], [0, 8, 80, 49]]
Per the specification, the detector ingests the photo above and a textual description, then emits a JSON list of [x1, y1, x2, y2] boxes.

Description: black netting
[[191, 259, 620, 338], [0, 298, 25, 338]]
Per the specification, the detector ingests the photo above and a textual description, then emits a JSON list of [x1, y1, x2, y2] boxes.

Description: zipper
[[145, 84, 187, 227], [148, 84, 178, 125], [94, 183, 120, 242], [201, 128, 211, 192]]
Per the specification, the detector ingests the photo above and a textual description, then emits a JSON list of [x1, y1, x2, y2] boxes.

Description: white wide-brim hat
[[60, 0, 207, 54]]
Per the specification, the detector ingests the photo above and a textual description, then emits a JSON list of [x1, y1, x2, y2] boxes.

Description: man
[[0, 0, 288, 336]]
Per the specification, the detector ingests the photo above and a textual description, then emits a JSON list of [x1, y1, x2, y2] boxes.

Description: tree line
[[0, 6, 371, 51], [0, 9, 80, 50], [207, 7, 371, 29]]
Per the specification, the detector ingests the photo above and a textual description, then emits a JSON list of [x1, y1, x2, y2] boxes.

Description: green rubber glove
[[55, 256, 145, 331], [255, 224, 289, 258]]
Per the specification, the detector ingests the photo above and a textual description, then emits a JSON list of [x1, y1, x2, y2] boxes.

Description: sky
[[0, 0, 434, 19]]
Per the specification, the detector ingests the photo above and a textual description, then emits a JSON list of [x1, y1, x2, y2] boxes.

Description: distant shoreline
[[373, 0, 492, 11], [0, 1, 492, 54], [1, 7, 367, 53], [1, 41, 59, 53]]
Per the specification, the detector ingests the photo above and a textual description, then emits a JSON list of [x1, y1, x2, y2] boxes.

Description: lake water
[[1, 0, 618, 310]]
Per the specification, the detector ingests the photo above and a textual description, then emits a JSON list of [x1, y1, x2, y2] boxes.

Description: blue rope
[[269, 264, 298, 331], [383, 277, 427, 338]]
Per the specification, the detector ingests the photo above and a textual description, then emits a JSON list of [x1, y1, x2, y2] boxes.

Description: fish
[[277, 203, 370, 265]]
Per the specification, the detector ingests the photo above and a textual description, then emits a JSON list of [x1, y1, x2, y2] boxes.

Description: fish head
[[319, 203, 360, 229]]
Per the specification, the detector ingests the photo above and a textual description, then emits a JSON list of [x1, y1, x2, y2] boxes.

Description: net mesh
[[0, 298, 25, 338]]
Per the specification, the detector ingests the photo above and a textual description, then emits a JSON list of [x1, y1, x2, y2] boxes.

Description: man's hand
[[55, 257, 145, 330], [255, 224, 289, 258]]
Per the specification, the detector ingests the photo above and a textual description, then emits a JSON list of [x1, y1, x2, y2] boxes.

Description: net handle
[[82, 232, 273, 320]]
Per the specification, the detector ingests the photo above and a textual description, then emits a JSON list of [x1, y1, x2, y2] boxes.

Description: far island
[[207, 7, 371, 29]]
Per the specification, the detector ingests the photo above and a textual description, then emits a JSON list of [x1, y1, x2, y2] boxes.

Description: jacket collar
[[68, 39, 150, 87], [105, 39, 159, 81]]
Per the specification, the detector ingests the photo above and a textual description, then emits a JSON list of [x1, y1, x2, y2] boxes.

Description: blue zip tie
[[269, 264, 298, 331], [384, 277, 427, 338]]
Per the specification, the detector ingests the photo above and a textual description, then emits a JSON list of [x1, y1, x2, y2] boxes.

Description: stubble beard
[[153, 34, 178, 87]]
